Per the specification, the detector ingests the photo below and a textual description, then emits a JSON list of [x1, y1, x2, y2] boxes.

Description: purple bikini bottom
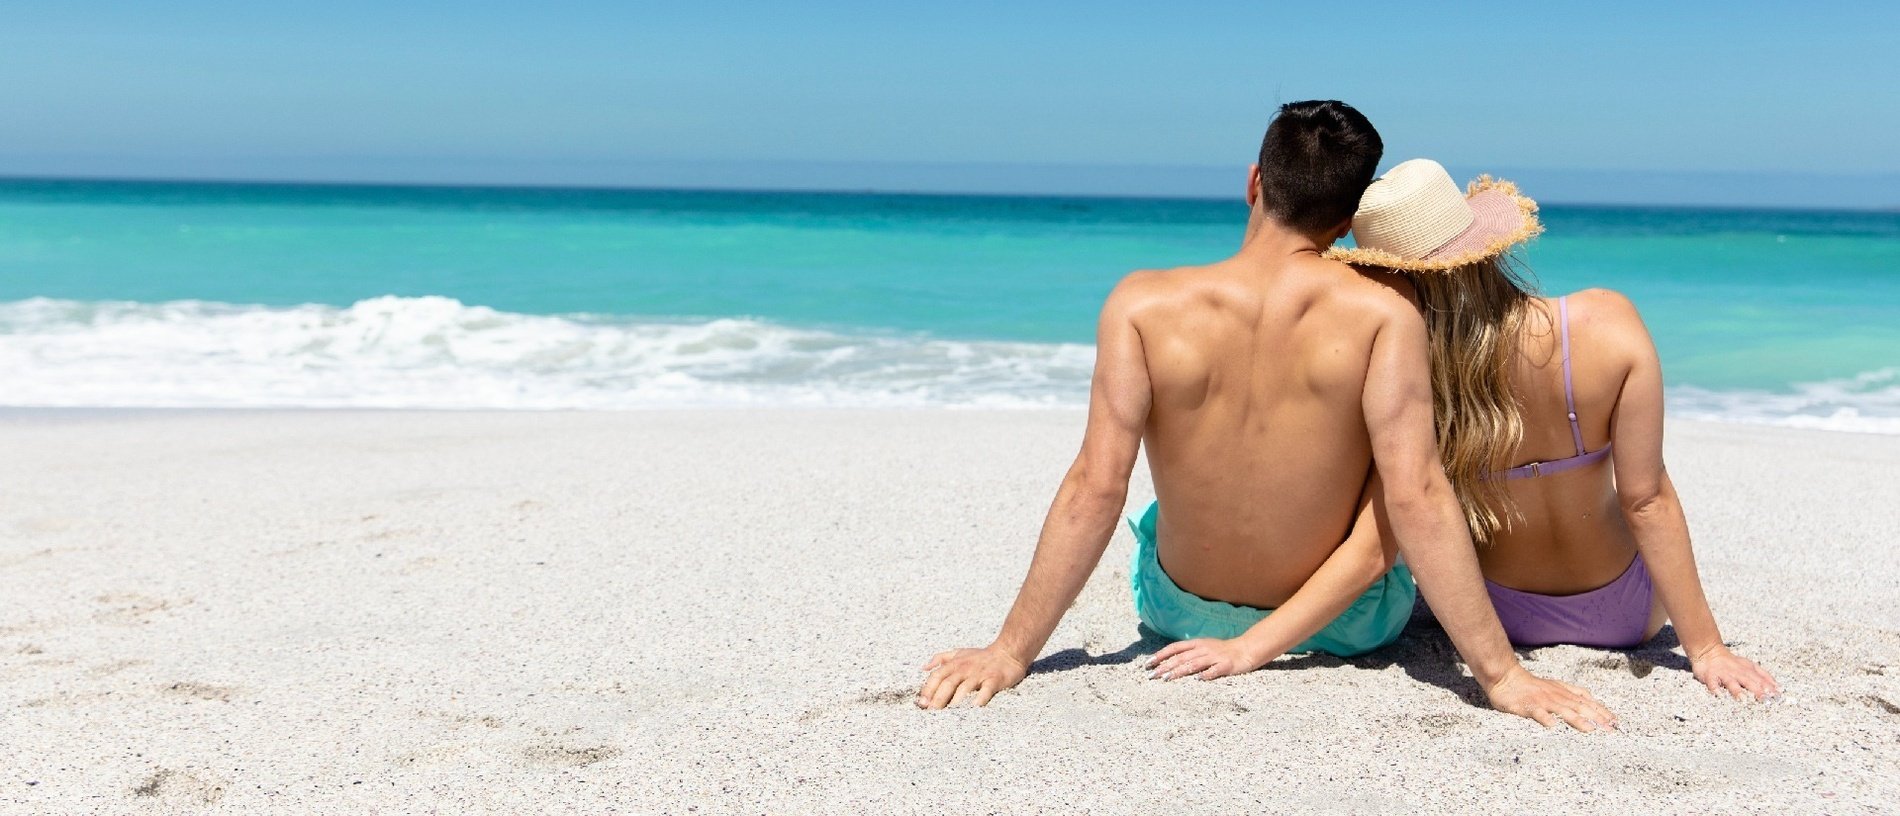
[[1426, 553, 1656, 649], [1489, 554, 1655, 648]]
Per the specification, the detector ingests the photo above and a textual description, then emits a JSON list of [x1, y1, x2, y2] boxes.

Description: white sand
[[1, 409, 1896, 814]]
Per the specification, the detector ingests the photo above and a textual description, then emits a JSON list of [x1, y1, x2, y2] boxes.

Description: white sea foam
[[1665, 368, 1900, 434], [2, 296, 1896, 434], [0, 297, 1093, 409]]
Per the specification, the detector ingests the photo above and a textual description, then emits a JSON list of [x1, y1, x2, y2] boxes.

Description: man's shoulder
[[1101, 264, 1212, 317], [1288, 255, 1421, 320]]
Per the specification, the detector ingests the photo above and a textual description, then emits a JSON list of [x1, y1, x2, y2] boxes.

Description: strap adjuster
[[1528, 461, 1543, 478]]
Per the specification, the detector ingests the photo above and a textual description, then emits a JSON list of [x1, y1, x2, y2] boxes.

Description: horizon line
[[2, 172, 1895, 214]]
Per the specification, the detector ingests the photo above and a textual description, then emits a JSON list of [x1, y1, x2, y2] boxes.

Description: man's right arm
[[1361, 300, 1618, 731], [916, 273, 1154, 709]]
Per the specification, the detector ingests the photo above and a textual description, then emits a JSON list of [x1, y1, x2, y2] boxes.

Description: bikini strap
[[1559, 296, 1586, 457]]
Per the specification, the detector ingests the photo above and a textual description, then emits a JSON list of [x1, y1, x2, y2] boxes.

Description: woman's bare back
[[1481, 290, 1649, 595]]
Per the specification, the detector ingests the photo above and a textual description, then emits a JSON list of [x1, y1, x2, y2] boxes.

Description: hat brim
[[1324, 177, 1543, 272]]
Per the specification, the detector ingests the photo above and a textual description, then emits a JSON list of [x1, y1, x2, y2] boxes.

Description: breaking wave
[[2, 296, 1895, 433]]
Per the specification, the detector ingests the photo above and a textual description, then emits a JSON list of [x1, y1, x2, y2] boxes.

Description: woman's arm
[[1145, 470, 1397, 680], [1601, 291, 1779, 701]]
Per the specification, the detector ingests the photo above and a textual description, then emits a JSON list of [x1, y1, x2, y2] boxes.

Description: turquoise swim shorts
[[1126, 500, 1415, 657]]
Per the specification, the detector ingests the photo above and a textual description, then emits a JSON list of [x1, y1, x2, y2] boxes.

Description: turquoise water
[[1, 179, 1896, 425]]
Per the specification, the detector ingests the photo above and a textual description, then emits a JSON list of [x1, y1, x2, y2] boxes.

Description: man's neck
[[1237, 209, 1330, 264]]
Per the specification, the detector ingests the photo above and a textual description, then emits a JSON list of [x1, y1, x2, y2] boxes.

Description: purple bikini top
[[1486, 296, 1612, 481]]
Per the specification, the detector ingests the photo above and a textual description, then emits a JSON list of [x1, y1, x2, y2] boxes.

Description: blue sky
[[1, 1, 1894, 206]]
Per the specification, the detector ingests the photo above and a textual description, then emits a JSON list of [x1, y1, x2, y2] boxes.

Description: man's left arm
[[917, 274, 1154, 709]]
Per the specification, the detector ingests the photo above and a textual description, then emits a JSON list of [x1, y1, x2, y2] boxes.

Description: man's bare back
[[1122, 253, 1416, 607]]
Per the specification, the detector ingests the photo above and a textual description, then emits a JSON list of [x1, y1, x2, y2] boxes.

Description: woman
[[1326, 159, 1778, 701]]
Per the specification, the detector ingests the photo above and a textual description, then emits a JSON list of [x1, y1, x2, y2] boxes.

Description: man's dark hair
[[1256, 100, 1383, 235]]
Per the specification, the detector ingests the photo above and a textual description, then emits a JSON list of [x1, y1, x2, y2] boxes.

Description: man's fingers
[[948, 676, 980, 707], [926, 671, 963, 709], [975, 680, 1000, 707], [920, 669, 958, 709], [916, 670, 940, 703], [916, 670, 948, 709]]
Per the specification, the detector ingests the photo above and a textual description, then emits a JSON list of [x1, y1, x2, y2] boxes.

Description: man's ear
[[1322, 217, 1353, 247], [1245, 164, 1261, 208]]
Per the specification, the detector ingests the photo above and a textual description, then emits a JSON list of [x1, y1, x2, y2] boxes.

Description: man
[[917, 101, 1616, 731]]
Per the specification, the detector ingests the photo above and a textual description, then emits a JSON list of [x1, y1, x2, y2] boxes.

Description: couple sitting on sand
[[918, 100, 1779, 730]]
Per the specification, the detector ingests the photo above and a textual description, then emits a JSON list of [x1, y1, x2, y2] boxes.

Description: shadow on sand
[[1030, 612, 1693, 710]]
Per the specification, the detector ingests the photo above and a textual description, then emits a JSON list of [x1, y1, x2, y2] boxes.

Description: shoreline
[[5, 406, 1900, 440]]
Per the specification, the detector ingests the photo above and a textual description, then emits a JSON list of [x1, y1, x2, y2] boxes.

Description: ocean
[[1, 179, 1896, 431]]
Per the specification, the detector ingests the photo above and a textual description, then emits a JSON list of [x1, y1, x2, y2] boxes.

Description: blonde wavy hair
[[1407, 254, 1541, 545]]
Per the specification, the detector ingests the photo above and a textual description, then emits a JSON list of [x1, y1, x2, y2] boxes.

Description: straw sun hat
[[1324, 158, 1542, 272]]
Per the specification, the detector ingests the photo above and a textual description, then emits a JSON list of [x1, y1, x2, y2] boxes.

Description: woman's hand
[[1485, 665, 1619, 731], [1144, 637, 1270, 681], [1690, 645, 1780, 701]]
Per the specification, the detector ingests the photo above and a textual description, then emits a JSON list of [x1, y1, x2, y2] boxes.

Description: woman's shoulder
[[1555, 288, 1655, 357], [1555, 288, 1645, 326]]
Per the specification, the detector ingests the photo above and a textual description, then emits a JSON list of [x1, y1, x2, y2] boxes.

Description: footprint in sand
[[393, 742, 476, 767], [399, 555, 442, 575], [269, 539, 337, 557], [1092, 677, 1250, 719], [90, 659, 150, 677], [520, 743, 621, 768], [93, 593, 193, 626], [416, 708, 506, 729], [1413, 712, 1479, 735], [131, 769, 227, 805], [11, 517, 78, 535], [0, 547, 60, 568], [854, 688, 915, 706], [1586, 750, 1797, 795], [1858, 695, 1900, 716], [1582, 654, 1662, 678], [160, 681, 242, 702], [23, 690, 122, 708], [799, 687, 919, 721]]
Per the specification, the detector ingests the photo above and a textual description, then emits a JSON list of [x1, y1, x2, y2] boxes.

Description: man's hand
[[1690, 646, 1780, 701], [1484, 666, 1619, 732], [916, 648, 1028, 709], [1143, 638, 1268, 681]]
